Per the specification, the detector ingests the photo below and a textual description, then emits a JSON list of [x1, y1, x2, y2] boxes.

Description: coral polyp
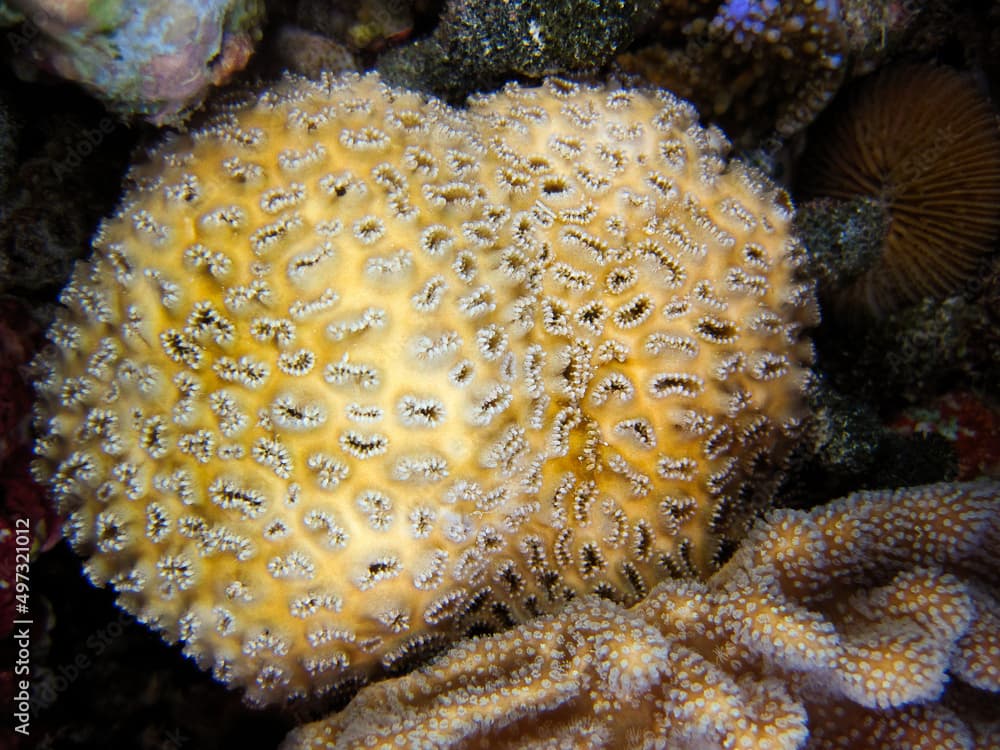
[[31, 73, 816, 708]]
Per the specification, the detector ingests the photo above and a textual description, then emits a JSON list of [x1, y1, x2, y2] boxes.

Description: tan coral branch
[[283, 480, 999, 749]]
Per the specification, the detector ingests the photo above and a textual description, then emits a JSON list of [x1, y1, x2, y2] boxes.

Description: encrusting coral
[[798, 63, 1000, 317], [30, 71, 817, 708], [283, 480, 1000, 750]]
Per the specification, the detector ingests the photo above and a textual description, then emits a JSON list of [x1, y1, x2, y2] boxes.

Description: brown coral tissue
[[798, 63, 1000, 317]]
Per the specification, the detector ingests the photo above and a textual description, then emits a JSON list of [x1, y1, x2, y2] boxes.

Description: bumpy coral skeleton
[[31, 72, 816, 708], [284, 480, 1000, 750]]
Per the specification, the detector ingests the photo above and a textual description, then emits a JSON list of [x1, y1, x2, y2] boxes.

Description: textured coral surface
[[31, 72, 816, 708], [284, 480, 1000, 750]]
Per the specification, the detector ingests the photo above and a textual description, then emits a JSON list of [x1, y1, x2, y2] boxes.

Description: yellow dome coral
[[31, 72, 817, 708]]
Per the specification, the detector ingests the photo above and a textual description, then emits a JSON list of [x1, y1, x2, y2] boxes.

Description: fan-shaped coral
[[798, 63, 1000, 316], [30, 72, 816, 708], [283, 480, 1000, 750]]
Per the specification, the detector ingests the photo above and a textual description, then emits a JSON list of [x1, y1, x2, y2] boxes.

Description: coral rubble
[[30, 72, 816, 709], [283, 480, 1000, 749]]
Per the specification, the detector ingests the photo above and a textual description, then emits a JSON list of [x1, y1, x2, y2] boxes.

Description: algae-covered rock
[[378, 0, 653, 100]]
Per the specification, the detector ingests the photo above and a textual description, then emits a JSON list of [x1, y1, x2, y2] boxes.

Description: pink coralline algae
[[889, 391, 1000, 481]]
